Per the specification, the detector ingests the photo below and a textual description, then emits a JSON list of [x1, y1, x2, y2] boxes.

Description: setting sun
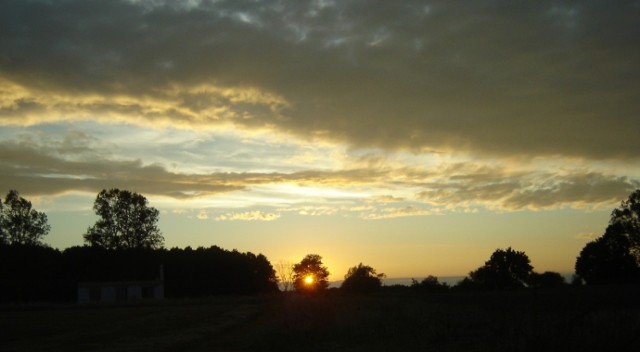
[[304, 275, 314, 285]]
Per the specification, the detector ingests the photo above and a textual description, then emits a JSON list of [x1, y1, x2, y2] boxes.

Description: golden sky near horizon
[[1, 0, 639, 280]]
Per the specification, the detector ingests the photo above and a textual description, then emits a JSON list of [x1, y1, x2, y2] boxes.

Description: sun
[[304, 275, 314, 285]]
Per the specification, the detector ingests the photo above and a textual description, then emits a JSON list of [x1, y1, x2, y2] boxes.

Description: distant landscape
[[330, 276, 460, 288]]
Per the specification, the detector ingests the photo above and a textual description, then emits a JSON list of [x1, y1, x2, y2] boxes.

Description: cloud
[[196, 210, 209, 220], [280, 205, 340, 216], [1, 0, 638, 160], [360, 206, 439, 220], [501, 173, 639, 210], [0, 137, 388, 200], [0, 140, 243, 198], [417, 164, 639, 211], [575, 232, 600, 241], [369, 195, 405, 204], [215, 211, 280, 221], [1, 131, 638, 214]]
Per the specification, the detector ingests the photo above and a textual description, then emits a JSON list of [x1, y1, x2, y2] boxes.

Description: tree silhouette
[[411, 275, 450, 292], [610, 189, 640, 243], [609, 189, 640, 259], [341, 263, 385, 293], [0, 198, 6, 244], [575, 223, 639, 285], [0, 200, 4, 243], [292, 254, 330, 293], [275, 260, 295, 292], [468, 247, 533, 289], [0, 190, 50, 246], [84, 189, 164, 249], [575, 189, 640, 285], [529, 271, 566, 289]]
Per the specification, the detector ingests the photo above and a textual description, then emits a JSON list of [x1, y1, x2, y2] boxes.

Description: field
[[2, 286, 639, 352]]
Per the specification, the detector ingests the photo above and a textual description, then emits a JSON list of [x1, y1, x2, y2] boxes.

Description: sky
[[1, 0, 639, 280]]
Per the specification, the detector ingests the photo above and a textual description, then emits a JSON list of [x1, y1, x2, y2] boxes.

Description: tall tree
[[468, 247, 533, 289], [84, 189, 164, 249], [0, 200, 5, 244], [609, 189, 640, 259], [0, 190, 50, 246], [292, 254, 330, 293], [576, 227, 639, 285], [575, 189, 640, 284], [341, 263, 385, 293]]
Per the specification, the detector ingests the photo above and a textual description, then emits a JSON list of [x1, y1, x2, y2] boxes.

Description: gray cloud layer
[[418, 167, 639, 211], [1, 138, 636, 212], [1, 0, 638, 160]]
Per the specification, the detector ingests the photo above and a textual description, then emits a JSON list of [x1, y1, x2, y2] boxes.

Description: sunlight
[[304, 275, 314, 285], [268, 184, 368, 199]]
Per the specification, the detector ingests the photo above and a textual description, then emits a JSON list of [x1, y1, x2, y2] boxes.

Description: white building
[[77, 266, 164, 304]]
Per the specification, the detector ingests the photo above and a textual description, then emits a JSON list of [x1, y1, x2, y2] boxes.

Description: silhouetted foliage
[[63, 246, 161, 283], [570, 275, 584, 286], [66, 246, 279, 297], [0, 244, 278, 303], [575, 189, 640, 285], [84, 189, 164, 249], [162, 246, 278, 297], [341, 263, 385, 293], [575, 224, 640, 285], [610, 189, 640, 252], [453, 277, 479, 291], [411, 275, 450, 292], [293, 254, 330, 293], [468, 247, 533, 289], [275, 260, 294, 292], [529, 271, 566, 289], [0, 190, 50, 246], [0, 244, 70, 302], [0, 200, 4, 243]]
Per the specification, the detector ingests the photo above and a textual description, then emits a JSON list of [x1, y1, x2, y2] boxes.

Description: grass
[[2, 286, 640, 351]]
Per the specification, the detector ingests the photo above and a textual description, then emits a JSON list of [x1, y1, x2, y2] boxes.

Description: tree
[[468, 247, 533, 289], [341, 263, 385, 293], [0, 200, 5, 244], [84, 189, 164, 250], [292, 254, 330, 293], [575, 223, 639, 285], [610, 189, 640, 254], [529, 271, 566, 289], [275, 260, 295, 292], [575, 189, 640, 285], [411, 275, 450, 292], [0, 190, 50, 246]]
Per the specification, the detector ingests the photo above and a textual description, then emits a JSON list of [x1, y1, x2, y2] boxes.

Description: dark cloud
[[502, 172, 640, 210], [1, 0, 638, 160], [418, 166, 639, 210], [0, 140, 242, 197]]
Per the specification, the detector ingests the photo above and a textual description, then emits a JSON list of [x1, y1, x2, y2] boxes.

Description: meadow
[[2, 286, 639, 352]]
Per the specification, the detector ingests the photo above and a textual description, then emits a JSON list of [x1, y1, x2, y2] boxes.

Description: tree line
[[0, 245, 278, 302], [283, 248, 567, 295], [0, 189, 277, 302], [279, 189, 640, 294], [2, 188, 640, 302]]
